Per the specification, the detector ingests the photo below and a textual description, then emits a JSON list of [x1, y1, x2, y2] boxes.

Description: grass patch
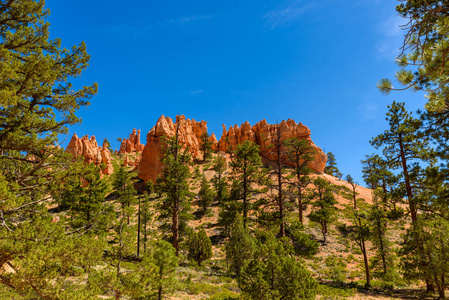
[[317, 284, 356, 299]]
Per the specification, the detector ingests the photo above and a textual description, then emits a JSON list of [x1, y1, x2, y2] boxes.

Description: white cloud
[[190, 89, 204, 95], [170, 15, 213, 24], [376, 15, 407, 58], [358, 102, 379, 121], [263, 1, 312, 29]]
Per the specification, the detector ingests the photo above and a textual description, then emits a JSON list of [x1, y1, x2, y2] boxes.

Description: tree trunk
[[352, 185, 357, 209], [361, 237, 371, 287], [243, 160, 247, 227], [278, 170, 284, 237], [377, 219, 387, 276], [398, 136, 417, 223], [173, 202, 179, 256], [298, 184, 303, 225], [137, 196, 141, 258]]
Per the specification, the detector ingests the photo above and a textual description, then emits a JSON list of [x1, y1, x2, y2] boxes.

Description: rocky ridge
[[137, 115, 327, 182], [65, 134, 113, 175], [217, 119, 327, 173]]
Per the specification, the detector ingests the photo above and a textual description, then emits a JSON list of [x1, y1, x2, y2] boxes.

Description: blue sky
[[46, 0, 427, 185]]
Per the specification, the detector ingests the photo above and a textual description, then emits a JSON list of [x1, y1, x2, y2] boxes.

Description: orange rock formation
[[119, 129, 145, 154], [65, 134, 114, 175], [137, 115, 326, 183], [217, 119, 327, 173], [137, 115, 208, 182]]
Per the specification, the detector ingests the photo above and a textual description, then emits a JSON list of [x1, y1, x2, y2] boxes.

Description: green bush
[[208, 290, 240, 300], [317, 284, 356, 298], [238, 233, 317, 300], [288, 221, 319, 257], [324, 255, 348, 283], [187, 228, 213, 266]]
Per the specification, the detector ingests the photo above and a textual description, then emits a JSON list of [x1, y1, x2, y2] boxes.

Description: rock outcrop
[[119, 129, 145, 154], [137, 115, 208, 182], [217, 119, 327, 174], [65, 134, 114, 175], [137, 115, 326, 182]]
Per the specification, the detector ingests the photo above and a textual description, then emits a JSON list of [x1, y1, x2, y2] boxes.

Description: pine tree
[[283, 137, 315, 225], [370, 102, 436, 292], [377, 1, 449, 112], [212, 154, 228, 204], [225, 215, 256, 277], [200, 132, 213, 161], [153, 240, 179, 300], [113, 166, 136, 223], [368, 189, 399, 283], [261, 126, 290, 237], [198, 175, 215, 214], [345, 174, 359, 209], [156, 131, 193, 256], [343, 200, 371, 287], [0, 1, 100, 296], [308, 177, 338, 244], [370, 102, 434, 224], [229, 140, 268, 227], [62, 164, 110, 232], [324, 152, 342, 178]]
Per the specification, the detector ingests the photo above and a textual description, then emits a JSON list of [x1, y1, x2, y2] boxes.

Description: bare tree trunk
[[173, 202, 179, 256], [243, 160, 248, 228], [361, 237, 371, 287]]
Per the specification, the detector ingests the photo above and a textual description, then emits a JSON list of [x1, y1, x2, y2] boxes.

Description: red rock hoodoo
[[119, 129, 145, 154], [137, 115, 208, 182], [65, 134, 114, 175], [217, 119, 327, 173], [137, 115, 327, 183]]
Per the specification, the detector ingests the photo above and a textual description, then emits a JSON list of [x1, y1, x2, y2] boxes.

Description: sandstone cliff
[[137, 115, 208, 182], [65, 134, 114, 175]]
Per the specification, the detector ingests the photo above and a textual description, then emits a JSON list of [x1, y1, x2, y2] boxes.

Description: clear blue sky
[[47, 0, 426, 185]]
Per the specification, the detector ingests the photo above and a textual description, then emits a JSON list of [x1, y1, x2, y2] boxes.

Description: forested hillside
[[2, 0, 449, 299]]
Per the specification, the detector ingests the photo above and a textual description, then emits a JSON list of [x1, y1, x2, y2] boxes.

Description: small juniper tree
[[187, 227, 213, 266], [238, 233, 317, 300], [225, 215, 256, 277]]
